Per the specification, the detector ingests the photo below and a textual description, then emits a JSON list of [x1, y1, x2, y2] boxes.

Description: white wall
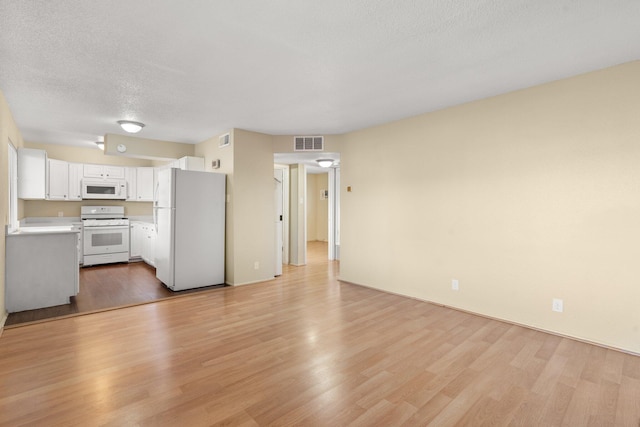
[[340, 61, 640, 354]]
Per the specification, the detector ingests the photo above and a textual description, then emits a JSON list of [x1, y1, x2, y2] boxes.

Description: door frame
[[328, 167, 340, 260], [274, 165, 290, 265]]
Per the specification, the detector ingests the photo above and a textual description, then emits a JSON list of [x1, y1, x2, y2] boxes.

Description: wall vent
[[219, 133, 230, 148], [294, 136, 323, 151]]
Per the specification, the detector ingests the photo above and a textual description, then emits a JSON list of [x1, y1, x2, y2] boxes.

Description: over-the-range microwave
[[81, 179, 127, 200]]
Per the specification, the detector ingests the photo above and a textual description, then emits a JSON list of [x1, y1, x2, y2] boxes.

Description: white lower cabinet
[[133, 223, 156, 266], [142, 224, 156, 267], [130, 223, 143, 259], [6, 231, 79, 312], [72, 222, 83, 266]]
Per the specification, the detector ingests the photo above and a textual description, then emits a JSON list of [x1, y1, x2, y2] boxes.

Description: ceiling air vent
[[219, 133, 230, 148], [294, 136, 323, 151]]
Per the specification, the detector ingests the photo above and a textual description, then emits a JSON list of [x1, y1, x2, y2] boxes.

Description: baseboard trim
[[338, 278, 640, 357], [0, 311, 8, 337], [228, 277, 277, 287]]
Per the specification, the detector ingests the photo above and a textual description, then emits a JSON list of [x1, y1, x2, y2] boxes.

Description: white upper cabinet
[[83, 164, 125, 179], [126, 167, 154, 202], [125, 167, 137, 201], [68, 163, 83, 200], [18, 148, 47, 199], [47, 159, 69, 200], [178, 156, 205, 171], [136, 167, 154, 201], [161, 156, 205, 172], [19, 151, 156, 202], [104, 165, 125, 179]]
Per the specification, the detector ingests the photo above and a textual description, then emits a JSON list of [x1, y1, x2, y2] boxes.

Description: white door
[[274, 169, 283, 276]]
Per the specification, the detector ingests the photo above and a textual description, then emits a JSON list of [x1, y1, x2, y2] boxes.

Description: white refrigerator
[[155, 168, 225, 291]]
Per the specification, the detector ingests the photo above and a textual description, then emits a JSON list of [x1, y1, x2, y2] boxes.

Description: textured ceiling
[[1, 0, 639, 149]]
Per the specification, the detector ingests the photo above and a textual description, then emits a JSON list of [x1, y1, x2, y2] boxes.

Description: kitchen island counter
[[5, 229, 79, 312]]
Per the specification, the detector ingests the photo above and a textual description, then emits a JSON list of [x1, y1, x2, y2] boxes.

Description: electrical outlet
[[58, 211, 64, 217], [552, 298, 564, 313], [452, 279, 459, 291], [254, 261, 260, 270]]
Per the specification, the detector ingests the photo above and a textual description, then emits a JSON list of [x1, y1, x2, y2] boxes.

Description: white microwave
[[81, 179, 127, 200]]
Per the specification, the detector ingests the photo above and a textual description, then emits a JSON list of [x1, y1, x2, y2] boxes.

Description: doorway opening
[[273, 152, 340, 271]]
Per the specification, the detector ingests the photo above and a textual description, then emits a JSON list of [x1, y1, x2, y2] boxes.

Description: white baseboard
[[0, 310, 8, 337]]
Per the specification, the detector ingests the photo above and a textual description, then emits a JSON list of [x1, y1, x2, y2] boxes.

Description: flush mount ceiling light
[[95, 141, 104, 150], [316, 159, 334, 168], [117, 120, 145, 133]]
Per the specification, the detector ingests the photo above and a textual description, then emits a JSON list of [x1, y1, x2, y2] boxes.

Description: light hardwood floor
[[1, 241, 639, 426]]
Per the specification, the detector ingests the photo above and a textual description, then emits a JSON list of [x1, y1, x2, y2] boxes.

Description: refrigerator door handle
[[153, 180, 160, 207]]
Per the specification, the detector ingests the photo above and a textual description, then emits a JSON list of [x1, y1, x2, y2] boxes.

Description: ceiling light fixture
[[316, 159, 334, 168], [117, 120, 145, 133], [95, 141, 104, 150]]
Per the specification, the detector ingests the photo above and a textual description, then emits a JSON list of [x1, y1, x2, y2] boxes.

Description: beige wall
[[307, 173, 329, 241], [22, 141, 154, 218], [315, 173, 328, 242], [196, 129, 275, 285], [232, 129, 276, 284], [1, 89, 25, 327], [340, 61, 640, 354], [289, 164, 307, 266], [307, 174, 318, 241], [104, 133, 194, 160], [23, 200, 152, 218], [25, 141, 155, 167]]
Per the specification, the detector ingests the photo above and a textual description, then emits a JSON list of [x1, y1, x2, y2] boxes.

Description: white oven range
[[81, 206, 130, 266]]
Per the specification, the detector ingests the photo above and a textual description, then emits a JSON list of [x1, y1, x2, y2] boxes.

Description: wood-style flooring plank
[[5, 261, 224, 326], [1, 242, 640, 426]]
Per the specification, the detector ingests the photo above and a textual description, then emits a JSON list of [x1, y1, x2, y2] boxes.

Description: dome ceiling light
[[316, 159, 334, 168], [117, 120, 145, 133]]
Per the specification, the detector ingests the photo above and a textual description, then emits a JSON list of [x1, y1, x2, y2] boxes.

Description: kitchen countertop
[[8, 225, 80, 236], [21, 216, 81, 225]]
